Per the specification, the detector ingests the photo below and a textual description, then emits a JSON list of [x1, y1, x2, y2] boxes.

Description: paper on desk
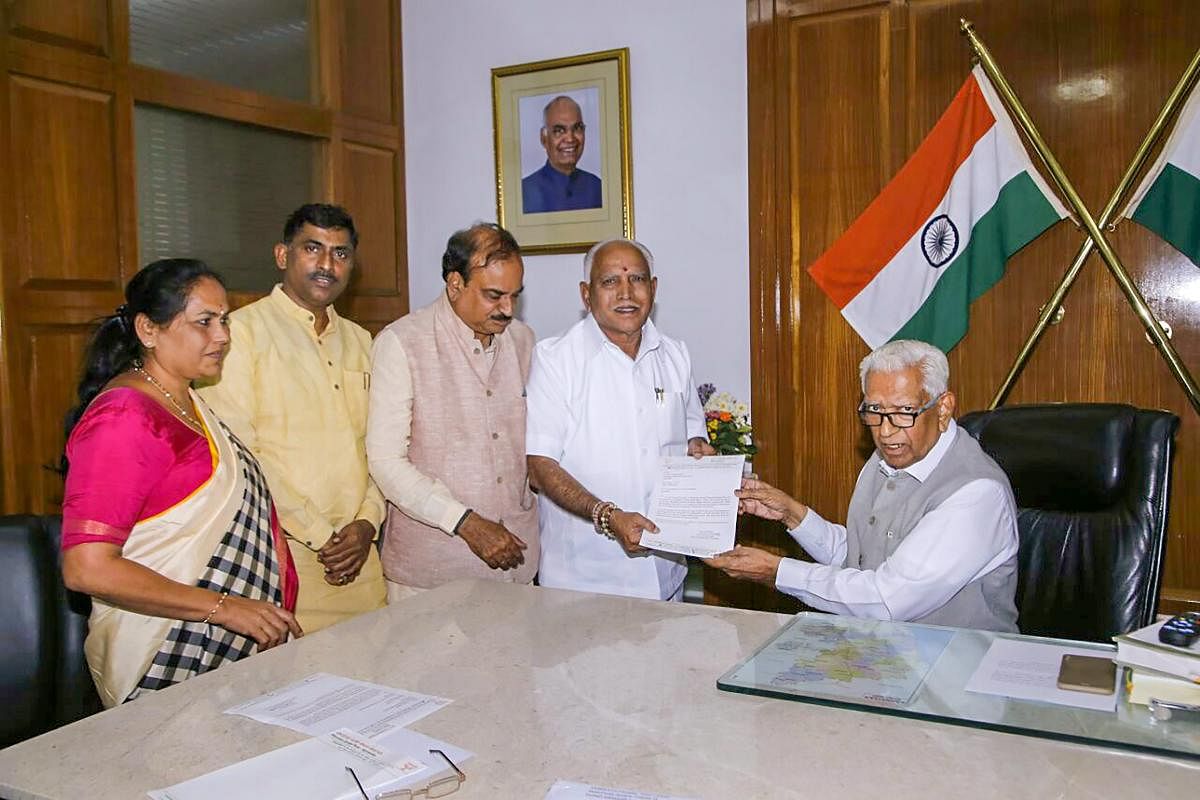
[[545, 780, 699, 800], [964, 637, 1118, 712], [148, 726, 471, 800], [224, 672, 451, 738], [640, 455, 745, 558]]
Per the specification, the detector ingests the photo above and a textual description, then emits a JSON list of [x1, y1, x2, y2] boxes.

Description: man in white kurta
[[705, 340, 1019, 632], [526, 238, 712, 600]]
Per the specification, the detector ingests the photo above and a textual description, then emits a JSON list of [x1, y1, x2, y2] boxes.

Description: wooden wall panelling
[[339, 0, 396, 123], [26, 329, 92, 510], [8, 74, 123, 288], [330, 0, 407, 331], [742, 0, 1200, 614], [6, 0, 110, 57], [340, 141, 399, 296], [0, 2, 12, 511]]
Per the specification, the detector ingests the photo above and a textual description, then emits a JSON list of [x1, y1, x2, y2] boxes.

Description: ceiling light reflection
[[1055, 76, 1112, 103]]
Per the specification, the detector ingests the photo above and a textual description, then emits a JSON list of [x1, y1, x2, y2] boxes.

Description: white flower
[[703, 390, 751, 420]]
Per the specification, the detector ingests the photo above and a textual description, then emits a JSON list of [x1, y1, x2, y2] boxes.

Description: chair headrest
[[959, 404, 1135, 511]]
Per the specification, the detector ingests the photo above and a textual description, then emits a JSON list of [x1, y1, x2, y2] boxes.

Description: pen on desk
[[346, 765, 369, 800], [1150, 698, 1200, 722]]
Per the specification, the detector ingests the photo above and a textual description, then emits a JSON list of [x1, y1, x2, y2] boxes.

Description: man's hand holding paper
[[640, 455, 746, 558]]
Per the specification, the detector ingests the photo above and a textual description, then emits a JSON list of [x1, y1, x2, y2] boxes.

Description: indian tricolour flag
[[808, 66, 1070, 352], [1121, 79, 1200, 266]]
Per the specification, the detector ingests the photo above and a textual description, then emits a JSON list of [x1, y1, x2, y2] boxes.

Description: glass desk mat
[[717, 612, 1200, 761]]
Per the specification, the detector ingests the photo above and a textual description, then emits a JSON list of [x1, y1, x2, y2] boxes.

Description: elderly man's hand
[[318, 520, 375, 586], [704, 546, 783, 586], [735, 477, 807, 529], [458, 512, 527, 570], [687, 437, 717, 458], [608, 509, 657, 554]]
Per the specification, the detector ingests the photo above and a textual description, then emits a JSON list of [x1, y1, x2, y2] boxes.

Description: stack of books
[[1114, 619, 1200, 706]]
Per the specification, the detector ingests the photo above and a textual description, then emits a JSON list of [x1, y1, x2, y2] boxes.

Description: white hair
[[582, 238, 655, 279], [859, 339, 949, 398]]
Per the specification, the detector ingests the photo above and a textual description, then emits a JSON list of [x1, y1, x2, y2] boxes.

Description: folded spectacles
[[376, 749, 465, 799]]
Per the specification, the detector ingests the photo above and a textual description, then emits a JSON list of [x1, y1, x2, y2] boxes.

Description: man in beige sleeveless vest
[[706, 340, 1019, 632], [367, 223, 537, 599]]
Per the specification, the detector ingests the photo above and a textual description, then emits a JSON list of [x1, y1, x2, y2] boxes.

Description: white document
[[964, 637, 1118, 712], [640, 455, 745, 558], [147, 726, 472, 800], [224, 672, 451, 738], [545, 780, 699, 800]]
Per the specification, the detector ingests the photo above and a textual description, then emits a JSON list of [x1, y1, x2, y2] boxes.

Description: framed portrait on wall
[[492, 48, 632, 254]]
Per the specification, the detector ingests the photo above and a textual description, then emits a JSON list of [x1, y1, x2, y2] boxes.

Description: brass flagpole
[[988, 44, 1200, 409], [961, 20, 1200, 417]]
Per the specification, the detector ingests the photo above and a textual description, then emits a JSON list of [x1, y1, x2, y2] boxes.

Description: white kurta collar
[[581, 313, 662, 361], [878, 418, 958, 482]]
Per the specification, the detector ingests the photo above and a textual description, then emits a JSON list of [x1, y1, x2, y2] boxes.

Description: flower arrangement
[[697, 383, 757, 456]]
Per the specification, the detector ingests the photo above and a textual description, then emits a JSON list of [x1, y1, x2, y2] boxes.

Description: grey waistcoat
[[844, 427, 1019, 632]]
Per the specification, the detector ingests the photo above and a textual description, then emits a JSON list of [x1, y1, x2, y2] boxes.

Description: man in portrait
[[198, 203, 387, 633], [526, 238, 715, 601], [366, 222, 538, 600], [521, 95, 603, 214], [705, 339, 1020, 632]]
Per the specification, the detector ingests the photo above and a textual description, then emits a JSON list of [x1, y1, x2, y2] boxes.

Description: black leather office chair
[[0, 515, 102, 747], [958, 403, 1178, 643]]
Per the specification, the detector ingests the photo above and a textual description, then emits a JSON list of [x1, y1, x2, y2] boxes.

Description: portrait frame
[[492, 48, 633, 254]]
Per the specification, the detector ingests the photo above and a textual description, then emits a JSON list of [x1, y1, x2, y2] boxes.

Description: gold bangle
[[202, 591, 229, 624]]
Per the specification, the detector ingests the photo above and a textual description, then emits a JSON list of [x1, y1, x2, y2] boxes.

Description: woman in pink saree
[[60, 259, 302, 707]]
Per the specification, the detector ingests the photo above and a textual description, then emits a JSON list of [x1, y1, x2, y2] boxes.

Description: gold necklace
[[132, 366, 204, 433]]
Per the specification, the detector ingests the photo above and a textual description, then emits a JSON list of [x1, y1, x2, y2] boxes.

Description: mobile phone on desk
[[1056, 654, 1117, 695]]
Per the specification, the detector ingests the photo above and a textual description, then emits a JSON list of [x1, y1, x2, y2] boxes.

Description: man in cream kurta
[[526, 239, 713, 600], [200, 204, 386, 633], [367, 223, 537, 598]]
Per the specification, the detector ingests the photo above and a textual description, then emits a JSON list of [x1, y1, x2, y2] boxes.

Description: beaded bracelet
[[592, 500, 616, 537], [202, 591, 229, 624], [599, 504, 618, 539]]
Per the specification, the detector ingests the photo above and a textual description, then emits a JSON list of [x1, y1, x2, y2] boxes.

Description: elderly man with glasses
[[706, 339, 1019, 632]]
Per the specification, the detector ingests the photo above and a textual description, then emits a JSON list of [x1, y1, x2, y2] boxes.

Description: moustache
[[490, 314, 513, 323], [310, 271, 338, 284]]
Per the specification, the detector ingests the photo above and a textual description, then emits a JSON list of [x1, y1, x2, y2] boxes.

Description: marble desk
[[1, 580, 1198, 799]]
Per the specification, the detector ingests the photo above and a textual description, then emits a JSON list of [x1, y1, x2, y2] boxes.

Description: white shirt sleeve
[[773, 479, 1018, 621], [365, 328, 469, 534], [781, 506, 847, 567], [525, 343, 569, 460]]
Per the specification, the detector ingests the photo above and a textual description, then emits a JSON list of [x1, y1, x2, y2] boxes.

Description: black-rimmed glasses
[[857, 394, 941, 429]]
